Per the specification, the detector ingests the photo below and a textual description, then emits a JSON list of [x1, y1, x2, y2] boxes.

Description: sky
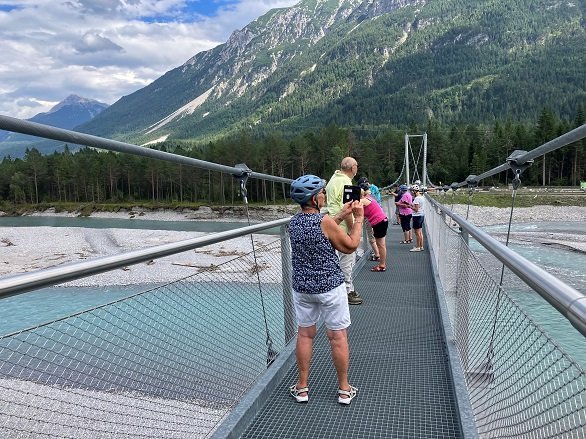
[[0, 0, 299, 119]]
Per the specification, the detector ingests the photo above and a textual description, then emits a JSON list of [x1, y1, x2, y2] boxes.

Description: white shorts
[[292, 283, 351, 331]]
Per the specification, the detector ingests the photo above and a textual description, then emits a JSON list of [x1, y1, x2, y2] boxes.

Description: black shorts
[[399, 214, 412, 232], [412, 216, 425, 229], [372, 219, 389, 238]]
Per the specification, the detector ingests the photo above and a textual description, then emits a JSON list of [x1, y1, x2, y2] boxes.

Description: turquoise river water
[[0, 217, 584, 368]]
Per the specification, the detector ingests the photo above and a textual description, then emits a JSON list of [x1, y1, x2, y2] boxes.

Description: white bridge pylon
[[404, 132, 428, 187]]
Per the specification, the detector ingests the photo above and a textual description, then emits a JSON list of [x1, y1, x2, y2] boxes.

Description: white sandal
[[289, 385, 309, 403], [338, 385, 358, 405]]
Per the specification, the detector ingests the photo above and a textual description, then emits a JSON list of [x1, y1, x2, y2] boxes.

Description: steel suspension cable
[[235, 166, 278, 366], [385, 160, 405, 190], [485, 168, 522, 375]]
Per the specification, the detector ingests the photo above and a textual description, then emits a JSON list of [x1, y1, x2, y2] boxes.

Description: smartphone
[[343, 185, 362, 203]]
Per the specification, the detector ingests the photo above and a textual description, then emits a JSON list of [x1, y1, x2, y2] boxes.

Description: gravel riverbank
[[1, 204, 584, 285]]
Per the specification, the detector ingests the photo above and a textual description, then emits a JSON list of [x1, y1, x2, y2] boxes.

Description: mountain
[[0, 95, 109, 157], [80, 0, 585, 144], [28, 94, 109, 129]]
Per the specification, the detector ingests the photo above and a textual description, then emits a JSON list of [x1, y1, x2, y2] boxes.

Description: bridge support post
[[460, 229, 469, 246], [280, 225, 295, 343]]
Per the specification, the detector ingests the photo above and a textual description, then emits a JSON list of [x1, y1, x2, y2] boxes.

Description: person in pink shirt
[[360, 190, 389, 272], [395, 184, 413, 244]]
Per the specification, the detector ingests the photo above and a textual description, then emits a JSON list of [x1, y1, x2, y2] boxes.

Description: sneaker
[[348, 291, 363, 305], [409, 247, 422, 252]]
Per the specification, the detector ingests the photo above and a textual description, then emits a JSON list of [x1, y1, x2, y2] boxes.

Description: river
[[1, 216, 584, 367], [471, 221, 586, 368]]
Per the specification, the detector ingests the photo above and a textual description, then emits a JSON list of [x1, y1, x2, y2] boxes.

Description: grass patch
[[0, 200, 298, 216], [430, 192, 586, 208]]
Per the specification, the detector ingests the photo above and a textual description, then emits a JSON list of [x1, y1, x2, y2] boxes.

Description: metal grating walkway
[[239, 224, 464, 438]]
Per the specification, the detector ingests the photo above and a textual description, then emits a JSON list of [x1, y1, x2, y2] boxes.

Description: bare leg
[[326, 328, 350, 393], [416, 228, 424, 248], [369, 240, 379, 258], [375, 237, 386, 268], [365, 222, 378, 257], [295, 325, 317, 395]]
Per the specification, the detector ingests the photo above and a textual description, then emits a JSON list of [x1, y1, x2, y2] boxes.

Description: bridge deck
[[239, 224, 464, 438]]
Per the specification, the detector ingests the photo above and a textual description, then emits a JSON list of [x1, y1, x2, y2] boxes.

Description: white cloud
[[0, 0, 298, 119], [74, 32, 124, 53]]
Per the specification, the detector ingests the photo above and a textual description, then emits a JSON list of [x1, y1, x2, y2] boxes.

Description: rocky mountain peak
[[78, 0, 584, 144]]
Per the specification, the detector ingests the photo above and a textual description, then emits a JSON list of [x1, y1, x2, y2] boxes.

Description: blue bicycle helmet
[[290, 174, 326, 205], [399, 184, 408, 191]]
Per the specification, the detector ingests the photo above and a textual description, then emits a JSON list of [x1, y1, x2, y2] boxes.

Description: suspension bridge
[[0, 115, 585, 438]]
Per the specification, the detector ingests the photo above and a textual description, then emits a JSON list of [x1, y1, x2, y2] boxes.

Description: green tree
[[535, 107, 558, 186]]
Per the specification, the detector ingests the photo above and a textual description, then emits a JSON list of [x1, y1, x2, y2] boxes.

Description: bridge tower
[[403, 132, 428, 186]]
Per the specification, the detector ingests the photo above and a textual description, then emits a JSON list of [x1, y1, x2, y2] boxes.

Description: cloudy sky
[[0, 0, 298, 119]]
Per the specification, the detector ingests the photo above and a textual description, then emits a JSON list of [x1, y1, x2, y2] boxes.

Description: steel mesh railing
[[426, 201, 586, 438], [0, 235, 294, 439]]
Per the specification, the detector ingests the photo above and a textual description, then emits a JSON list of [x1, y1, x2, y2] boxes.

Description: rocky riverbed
[[1, 204, 584, 286]]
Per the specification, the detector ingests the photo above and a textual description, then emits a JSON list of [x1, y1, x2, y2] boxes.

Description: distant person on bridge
[[396, 184, 413, 244], [326, 157, 364, 305], [359, 185, 389, 272], [357, 177, 380, 262], [390, 186, 403, 225], [288, 174, 363, 405], [367, 178, 382, 204], [409, 184, 425, 251]]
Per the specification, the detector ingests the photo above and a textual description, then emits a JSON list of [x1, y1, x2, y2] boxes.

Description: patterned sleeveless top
[[289, 212, 345, 294]]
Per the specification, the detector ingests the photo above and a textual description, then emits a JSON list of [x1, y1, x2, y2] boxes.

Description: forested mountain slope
[[80, 0, 585, 143]]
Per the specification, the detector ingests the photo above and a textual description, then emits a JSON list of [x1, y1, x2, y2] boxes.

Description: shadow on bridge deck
[[223, 224, 464, 438]]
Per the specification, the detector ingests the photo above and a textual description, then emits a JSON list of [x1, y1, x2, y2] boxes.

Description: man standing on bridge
[[326, 157, 364, 305]]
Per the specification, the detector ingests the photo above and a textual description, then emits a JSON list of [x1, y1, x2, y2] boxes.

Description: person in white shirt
[[410, 185, 425, 252]]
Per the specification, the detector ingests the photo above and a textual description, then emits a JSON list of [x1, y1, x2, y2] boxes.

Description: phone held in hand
[[343, 185, 361, 203]]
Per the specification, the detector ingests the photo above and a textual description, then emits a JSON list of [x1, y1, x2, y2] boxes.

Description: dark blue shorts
[[413, 216, 425, 229], [372, 219, 389, 238]]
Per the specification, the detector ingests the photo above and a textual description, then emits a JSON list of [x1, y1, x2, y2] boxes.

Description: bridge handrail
[[427, 195, 586, 337], [0, 217, 291, 299], [0, 115, 293, 184]]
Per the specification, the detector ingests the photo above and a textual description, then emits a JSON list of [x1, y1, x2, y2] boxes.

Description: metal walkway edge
[[224, 224, 465, 438]]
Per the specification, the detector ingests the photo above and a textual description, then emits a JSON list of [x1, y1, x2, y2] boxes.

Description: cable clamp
[[234, 163, 252, 203], [506, 150, 533, 175], [465, 175, 478, 195], [506, 150, 533, 190]]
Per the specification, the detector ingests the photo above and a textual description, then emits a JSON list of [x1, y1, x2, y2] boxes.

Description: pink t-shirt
[[398, 192, 413, 215], [363, 196, 387, 226]]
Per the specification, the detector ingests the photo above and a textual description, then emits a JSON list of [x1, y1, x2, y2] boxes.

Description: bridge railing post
[[460, 228, 469, 246], [280, 225, 295, 342]]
